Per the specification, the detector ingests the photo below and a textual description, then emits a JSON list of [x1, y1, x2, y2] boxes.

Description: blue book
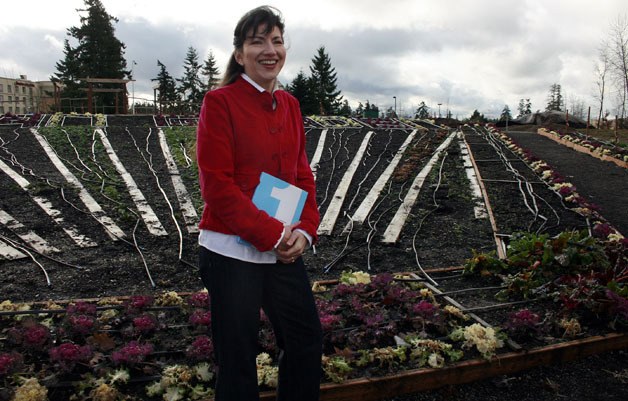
[[238, 172, 307, 245]]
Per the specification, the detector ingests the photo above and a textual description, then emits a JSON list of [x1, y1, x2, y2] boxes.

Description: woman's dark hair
[[219, 5, 285, 87]]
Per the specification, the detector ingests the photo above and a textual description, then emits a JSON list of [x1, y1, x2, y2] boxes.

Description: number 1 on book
[[270, 185, 303, 224]]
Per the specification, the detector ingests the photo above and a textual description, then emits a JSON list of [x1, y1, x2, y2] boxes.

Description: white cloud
[[2, 0, 627, 117], [44, 34, 64, 50]]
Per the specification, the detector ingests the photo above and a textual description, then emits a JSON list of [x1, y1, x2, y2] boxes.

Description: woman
[[196, 5, 322, 401]]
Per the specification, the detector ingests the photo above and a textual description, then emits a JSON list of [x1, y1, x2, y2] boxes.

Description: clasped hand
[[275, 222, 307, 264]]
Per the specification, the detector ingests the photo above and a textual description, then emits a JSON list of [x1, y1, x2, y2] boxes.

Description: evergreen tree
[[287, 70, 317, 115], [152, 60, 179, 113], [52, 39, 82, 102], [178, 46, 204, 112], [545, 83, 564, 111], [354, 102, 364, 117], [500, 105, 512, 121], [517, 98, 532, 118], [52, 0, 128, 112], [469, 109, 486, 123], [201, 51, 220, 92], [338, 99, 352, 116], [415, 101, 430, 119], [363, 101, 380, 118], [309, 46, 342, 115], [371, 103, 380, 116]]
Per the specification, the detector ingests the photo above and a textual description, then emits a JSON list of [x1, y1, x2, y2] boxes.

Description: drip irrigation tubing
[[410, 144, 451, 287], [0, 233, 50, 286], [125, 127, 184, 259]]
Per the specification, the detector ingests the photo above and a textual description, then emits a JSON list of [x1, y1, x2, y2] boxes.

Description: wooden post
[[565, 109, 569, 127], [54, 83, 61, 112], [615, 115, 619, 144], [87, 82, 93, 114], [122, 83, 128, 114], [586, 106, 591, 139]]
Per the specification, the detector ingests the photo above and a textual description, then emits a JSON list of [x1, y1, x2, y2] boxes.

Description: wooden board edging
[[254, 333, 628, 401], [536, 128, 628, 169]]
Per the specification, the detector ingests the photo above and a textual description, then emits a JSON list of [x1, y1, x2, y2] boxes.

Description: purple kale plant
[[186, 335, 214, 362], [49, 343, 93, 372], [0, 352, 23, 377], [111, 341, 153, 366]]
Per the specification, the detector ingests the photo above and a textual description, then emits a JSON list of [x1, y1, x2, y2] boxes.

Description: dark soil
[[505, 128, 628, 236], [0, 119, 626, 400], [387, 350, 628, 401]]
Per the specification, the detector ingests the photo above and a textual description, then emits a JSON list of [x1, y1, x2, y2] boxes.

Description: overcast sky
[[1, 0, 626, 118]]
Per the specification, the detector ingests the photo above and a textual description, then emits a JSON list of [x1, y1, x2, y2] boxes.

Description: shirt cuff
[[295, 229, 313, 248], [273, 227, 286, 249]]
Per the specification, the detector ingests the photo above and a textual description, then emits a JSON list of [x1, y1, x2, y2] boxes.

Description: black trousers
[[199, 246, 323, 401]]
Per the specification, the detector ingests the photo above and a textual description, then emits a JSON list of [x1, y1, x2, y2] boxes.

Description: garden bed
[[0, 117, 626, 400]]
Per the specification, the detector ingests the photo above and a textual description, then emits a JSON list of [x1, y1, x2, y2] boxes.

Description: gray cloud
[[3, 0, 625, 119]]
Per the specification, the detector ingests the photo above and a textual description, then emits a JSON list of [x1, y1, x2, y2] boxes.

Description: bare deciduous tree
[[568, 95, 587, 120], [594, 45, 610, 127], [607, 15, 628, 121]]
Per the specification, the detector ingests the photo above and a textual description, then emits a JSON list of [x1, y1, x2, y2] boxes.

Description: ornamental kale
[[111, 341, 153, 366], [67, 314, 96, 335], [187, 291, 210, 309], [186, 335, 214, 362], [132, 313, 158, 335], [189, 310, 212, 328], [504, 309, 542, 339], [66, 301, 97, 316], [7, 319, 50, 350], [65, 301, 98, 336], [49, 343, 93, 371], [606, 289, 628, 325], [0, 352, 23, 377], [368, 272, 394, 290], [123, 295, 154, 314]]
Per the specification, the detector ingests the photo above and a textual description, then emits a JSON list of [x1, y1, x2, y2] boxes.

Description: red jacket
[[196, 76, 319, 252]]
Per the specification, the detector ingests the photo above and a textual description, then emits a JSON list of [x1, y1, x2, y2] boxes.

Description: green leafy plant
[[463, 249, 508, 276]]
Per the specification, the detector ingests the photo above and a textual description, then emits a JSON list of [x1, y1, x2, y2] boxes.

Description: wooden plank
[[381, 131, 456, 243], [157, 128, 199, 234], [318, 131, 374, 235], [462, 133, 506, 258], [0, 158, 96, 247], [0, 238, 26, 260], [349, 129, 418, 226], [30, 128, 125, 240], [256, 333, 628, 401], [310, 129, 328, 179], [458, 138, 488, 219], [95, 128, 167, 236], [0, 209, 59, 254]]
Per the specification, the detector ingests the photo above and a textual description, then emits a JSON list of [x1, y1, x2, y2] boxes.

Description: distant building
[[0, 75, 57, 114]]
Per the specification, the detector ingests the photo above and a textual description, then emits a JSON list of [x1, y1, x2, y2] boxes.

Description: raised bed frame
[[257, 333, 627, 401]]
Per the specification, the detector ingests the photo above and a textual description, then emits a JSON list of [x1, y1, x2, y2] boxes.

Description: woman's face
[[235, 24, 286, 92]]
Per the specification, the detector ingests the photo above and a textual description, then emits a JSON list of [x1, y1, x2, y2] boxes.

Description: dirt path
[[505, 130, 628, 236]]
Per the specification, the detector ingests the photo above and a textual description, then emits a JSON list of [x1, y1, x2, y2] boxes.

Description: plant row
[[2, 228, 626, 400]]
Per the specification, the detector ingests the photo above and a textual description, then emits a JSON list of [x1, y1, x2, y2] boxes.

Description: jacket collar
[[239, 74, 279, 110]]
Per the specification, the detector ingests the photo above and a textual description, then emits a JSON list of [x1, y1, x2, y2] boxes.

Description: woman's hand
[[275, 222, 308, 263]]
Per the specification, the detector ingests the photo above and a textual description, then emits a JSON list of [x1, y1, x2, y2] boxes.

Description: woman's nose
[[262, 40, 276, 54]]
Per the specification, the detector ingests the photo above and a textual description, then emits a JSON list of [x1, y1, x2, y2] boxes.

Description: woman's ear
[[234, 50, 244, 66]]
